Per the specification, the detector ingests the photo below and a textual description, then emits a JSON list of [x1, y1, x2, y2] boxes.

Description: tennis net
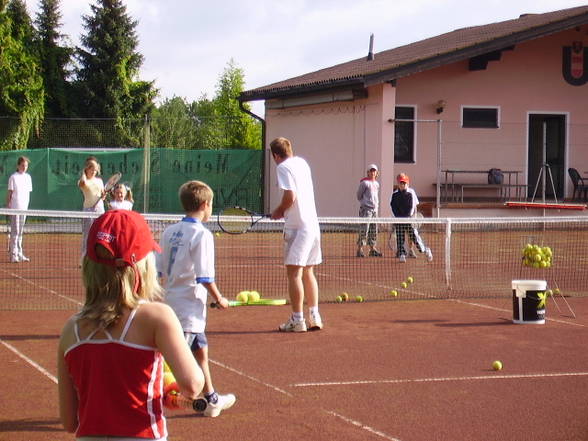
[[1, 209, 587, 310]]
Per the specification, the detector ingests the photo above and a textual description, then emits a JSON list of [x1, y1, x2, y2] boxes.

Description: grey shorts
[[184, 332, 208, 350]]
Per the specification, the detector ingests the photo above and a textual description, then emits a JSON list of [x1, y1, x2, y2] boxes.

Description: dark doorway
[[528, 114, 566, 199]]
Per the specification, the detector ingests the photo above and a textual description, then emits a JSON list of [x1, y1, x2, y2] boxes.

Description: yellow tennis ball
[[341, 292, 349, 301], [336, 295, 343, 303], [163, 372, 176, 388], [236, 291, 249, 303], [401, 282, 408, 289], [492, 360, 503, 371], [248, 291, 261, 302], [215, 232, 221, 237], [389, 290, 398, 297], [355, 295, 364, 303], [406, 276, 414, 284]]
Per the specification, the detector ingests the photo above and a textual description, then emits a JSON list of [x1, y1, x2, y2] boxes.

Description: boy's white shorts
[[283, 227, 322, 266]]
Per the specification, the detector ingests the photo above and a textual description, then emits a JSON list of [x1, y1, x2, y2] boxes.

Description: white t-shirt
[[79, 176, 104, 210], [109, 200, 133, 210], [156, 218, 214, 333], [8, 172, 32, 209], [276, 156, 319, 230]]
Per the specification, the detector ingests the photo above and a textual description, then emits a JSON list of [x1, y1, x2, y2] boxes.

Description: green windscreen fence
[[0, 148, 263, 214]]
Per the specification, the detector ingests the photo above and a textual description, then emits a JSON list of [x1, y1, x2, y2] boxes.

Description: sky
[[22, 0, 588, 116]]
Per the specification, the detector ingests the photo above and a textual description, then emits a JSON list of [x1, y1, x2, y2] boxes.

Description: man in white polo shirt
[[270, 137, 323, 332], [6, 156, 33, 263]]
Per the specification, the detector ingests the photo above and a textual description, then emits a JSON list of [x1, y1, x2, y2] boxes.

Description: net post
[[444, 218, 452, 288], [142, 115, 151, 213]]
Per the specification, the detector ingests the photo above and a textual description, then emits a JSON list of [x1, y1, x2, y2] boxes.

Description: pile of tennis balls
[[522, 244, 553, 268], [236, 290, 261, 303], [335, 292, 364, 303], [389, 275, 414, 297]]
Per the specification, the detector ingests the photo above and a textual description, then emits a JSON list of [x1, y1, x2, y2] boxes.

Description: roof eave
[[240, 11, 588, 101]]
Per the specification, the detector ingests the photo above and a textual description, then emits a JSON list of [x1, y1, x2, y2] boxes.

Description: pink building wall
[[264, 27, 588, 217]]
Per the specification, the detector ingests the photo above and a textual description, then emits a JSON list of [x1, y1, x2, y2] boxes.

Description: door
[[528, 114, 566, 199]]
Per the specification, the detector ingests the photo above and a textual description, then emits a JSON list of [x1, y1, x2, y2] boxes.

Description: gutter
[[238, 99, 267, 211]]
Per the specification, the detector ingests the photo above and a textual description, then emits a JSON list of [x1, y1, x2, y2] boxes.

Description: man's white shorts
[[283, 227, 322, 266]]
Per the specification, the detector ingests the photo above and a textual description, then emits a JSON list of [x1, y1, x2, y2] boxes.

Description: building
[[240, 5, 588, 217]]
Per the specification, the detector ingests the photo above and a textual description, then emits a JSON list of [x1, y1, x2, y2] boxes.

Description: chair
[[567, 168, 588, 201]]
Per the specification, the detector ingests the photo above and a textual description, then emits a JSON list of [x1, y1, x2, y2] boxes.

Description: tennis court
[[1, 211, 587, 440]]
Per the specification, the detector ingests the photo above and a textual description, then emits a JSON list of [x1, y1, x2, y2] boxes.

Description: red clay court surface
[[1, 297, 587, 441]]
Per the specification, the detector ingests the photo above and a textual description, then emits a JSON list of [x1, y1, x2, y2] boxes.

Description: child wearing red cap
[[390, 173, 433, 263], [58, 210, 204, 440], [157, 181, 236, 417]]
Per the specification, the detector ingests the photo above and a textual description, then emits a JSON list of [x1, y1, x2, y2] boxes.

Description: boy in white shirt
[[6, 156, 33, 263], [157, 180, 236, 417]]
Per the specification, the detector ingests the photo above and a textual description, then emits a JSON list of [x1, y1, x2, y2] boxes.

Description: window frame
[[461, 106, 500, 129], [394, 105, 417, 163]]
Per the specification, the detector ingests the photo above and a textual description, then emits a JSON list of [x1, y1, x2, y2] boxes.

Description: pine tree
[[0, 0, 44, 150], [75, 0, 156, 145], [35, 0, 73, 117]]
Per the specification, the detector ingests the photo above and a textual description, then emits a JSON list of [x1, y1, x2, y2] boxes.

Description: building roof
[[240, 5, 588, 101]]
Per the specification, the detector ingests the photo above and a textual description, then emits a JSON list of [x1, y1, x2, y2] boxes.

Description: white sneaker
[[19, 255, 30, 262], [10, 255, 20, 263], [203, 393, 236, 417], [278, 317, 307, 332], [425, 248, 433, 262], [399, 254, 407, 263], [308, 315, 323, 331]]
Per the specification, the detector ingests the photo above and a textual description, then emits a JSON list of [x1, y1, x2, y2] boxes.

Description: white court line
[[211, 359, 403, 441], [0, 338, 57, 383], [290, 371, 588, 388], [210, 359, 293, 397], [451, 299, 585, 327], [0, 268, 82, 307]]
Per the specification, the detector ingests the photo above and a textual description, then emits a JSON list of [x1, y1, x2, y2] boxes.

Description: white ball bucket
[[512, 280, 547, 324]]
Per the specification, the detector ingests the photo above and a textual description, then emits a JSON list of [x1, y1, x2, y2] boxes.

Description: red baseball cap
[[86, 210, 161, 268], [397, 173, 410, 183]]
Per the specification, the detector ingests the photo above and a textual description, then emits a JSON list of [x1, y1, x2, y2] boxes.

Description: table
[[440, 169, 523, 202]]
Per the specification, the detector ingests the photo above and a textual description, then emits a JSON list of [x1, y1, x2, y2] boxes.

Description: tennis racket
[[164, 393, 208, 412], [217, 206, 270, 234], [411, 212, 424, 229], [92, 172, 122, 208], [210, 298, 287, 308]]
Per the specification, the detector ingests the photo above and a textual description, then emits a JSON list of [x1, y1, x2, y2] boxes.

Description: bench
[[460, 183, 528, 203]]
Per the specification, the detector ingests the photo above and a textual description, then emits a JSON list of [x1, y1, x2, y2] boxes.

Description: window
[[394, 106, 415, 163], [462, 107, 499, 128]]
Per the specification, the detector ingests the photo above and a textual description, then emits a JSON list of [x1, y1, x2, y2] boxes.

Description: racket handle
[[193, 398, 207, 412]]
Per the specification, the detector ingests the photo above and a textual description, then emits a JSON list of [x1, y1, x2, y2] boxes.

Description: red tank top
[[64, 308, 167, 439]]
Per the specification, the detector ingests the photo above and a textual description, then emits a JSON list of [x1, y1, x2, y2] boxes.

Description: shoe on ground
[[425, 247, 433, 262], [399, 254, 407, 263], [369, 249, 382, 257], [19, 255, 30, 262], [407, 249, 417, 259], [308, 315, 323, 331], [279, 317, 307, 332], [10, 255, 20, 263], [203, 393, 236, 417], [356, 250, 365, 258]]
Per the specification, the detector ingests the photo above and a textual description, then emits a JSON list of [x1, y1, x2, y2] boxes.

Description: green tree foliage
[[35, 0, 73, 117], [213, 59, 261, 150], [151, 96, 199, 149], [0, 0, 44, 150], [75, 0, 156, 146], [152, 60, 261, 150]]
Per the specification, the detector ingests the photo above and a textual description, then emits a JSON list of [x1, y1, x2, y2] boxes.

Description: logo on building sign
[[562, 41, 588, 86]]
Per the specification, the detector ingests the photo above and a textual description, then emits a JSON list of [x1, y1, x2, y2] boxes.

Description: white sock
[[292, 311, 303, 322], [309, 306, 320, 317]]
